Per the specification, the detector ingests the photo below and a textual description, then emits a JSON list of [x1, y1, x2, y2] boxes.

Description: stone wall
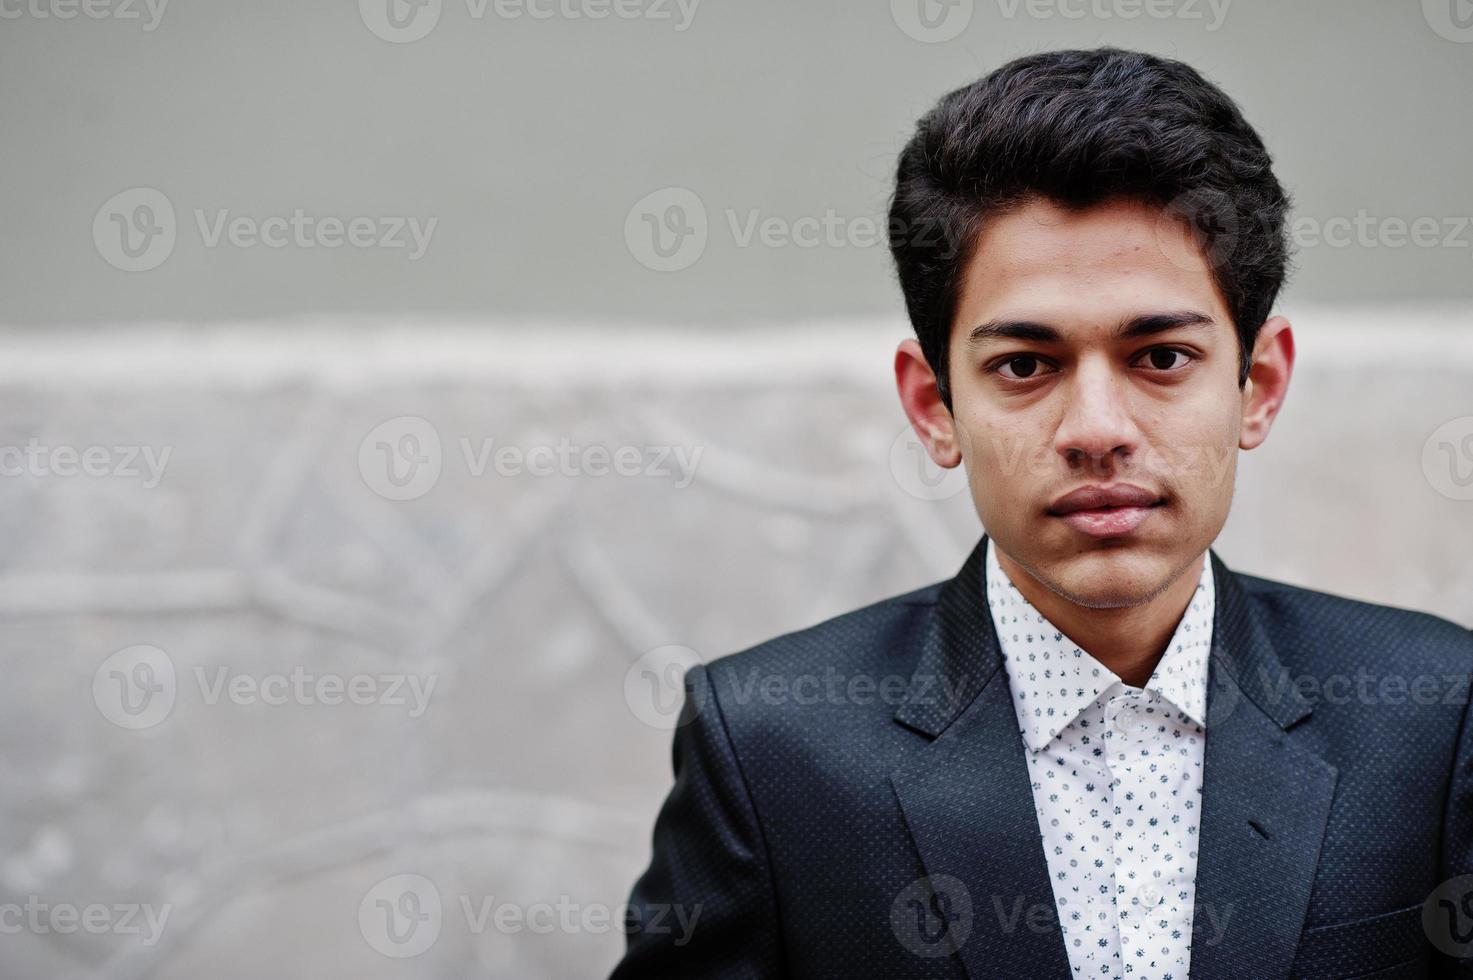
[[1, 309, 1470, 978]]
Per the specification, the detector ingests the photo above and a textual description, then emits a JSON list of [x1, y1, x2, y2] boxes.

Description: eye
[[1133, 346, 1195, 371], [994, 354, 1058, 381]]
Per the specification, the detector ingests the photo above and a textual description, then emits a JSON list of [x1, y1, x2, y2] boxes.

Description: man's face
[[946, 196, 1246, 608]]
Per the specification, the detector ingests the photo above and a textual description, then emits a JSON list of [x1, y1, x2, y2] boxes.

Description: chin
[[1040, 546, 1178, 609]]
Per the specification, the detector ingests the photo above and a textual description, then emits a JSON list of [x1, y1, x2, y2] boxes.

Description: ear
[[895, 338, 962, 468], [1239, 316, 1295, 451]]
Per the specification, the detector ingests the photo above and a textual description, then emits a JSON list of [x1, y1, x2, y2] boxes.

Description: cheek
[[1147, 400, 1239, 502], [957, 410, 1028, 479]]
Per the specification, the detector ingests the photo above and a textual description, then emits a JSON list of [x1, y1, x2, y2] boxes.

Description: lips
[[1047, 483, 1164, 539], [1048, 483, 1162, 516]]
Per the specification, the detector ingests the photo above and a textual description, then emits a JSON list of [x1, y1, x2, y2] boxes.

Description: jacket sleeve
[[610, 662, 785, 979], [1434, 650, 1473, 977]]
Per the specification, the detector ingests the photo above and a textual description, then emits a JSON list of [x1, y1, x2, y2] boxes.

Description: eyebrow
[[966, 311, 1215, 346]]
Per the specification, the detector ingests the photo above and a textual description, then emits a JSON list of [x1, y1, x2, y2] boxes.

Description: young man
[[612, 48, 1473, 979]]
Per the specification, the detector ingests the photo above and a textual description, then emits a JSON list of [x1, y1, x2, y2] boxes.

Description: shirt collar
[[983, 536, 1215, 753]]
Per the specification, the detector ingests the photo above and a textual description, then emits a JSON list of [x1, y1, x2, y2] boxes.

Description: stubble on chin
[[1000, 544, 1202, 611]]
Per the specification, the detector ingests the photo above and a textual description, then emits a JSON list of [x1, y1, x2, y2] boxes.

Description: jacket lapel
[[890, 535, 1073, 978], [1188, 550, 1338, 980], [889, 535, 1338, 980]]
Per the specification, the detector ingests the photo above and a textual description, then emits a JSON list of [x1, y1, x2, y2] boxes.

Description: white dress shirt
[[983, 537, 1215, 980]]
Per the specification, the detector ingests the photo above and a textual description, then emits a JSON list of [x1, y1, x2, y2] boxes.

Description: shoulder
[[1235, 569, 1473, 680], [703, 579, 944, 682], [688, 579, 945, 732]]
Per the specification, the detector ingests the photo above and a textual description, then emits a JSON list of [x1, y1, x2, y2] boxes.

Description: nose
[[1052, 357, 1142, 471]]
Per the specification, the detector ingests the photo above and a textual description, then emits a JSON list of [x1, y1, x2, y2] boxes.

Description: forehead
[[954, 196, 1231, 334]]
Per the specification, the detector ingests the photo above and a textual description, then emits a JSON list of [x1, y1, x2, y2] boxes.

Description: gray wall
[[1, 2, 1472, 978], [3, 0, 1473, 323]]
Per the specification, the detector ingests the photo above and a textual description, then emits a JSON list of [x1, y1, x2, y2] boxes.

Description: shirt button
[[1128, 883, 1164, 909], [1111, 700, 1149, 736]]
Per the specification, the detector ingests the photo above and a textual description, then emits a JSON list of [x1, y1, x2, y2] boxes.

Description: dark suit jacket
[[612, 535, 1473, 979]]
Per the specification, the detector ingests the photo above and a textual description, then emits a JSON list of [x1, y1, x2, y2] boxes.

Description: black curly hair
[[888, 47, 1291, 412]]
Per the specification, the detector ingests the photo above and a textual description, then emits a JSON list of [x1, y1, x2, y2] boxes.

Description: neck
[[993, 546, 1206, 688]]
